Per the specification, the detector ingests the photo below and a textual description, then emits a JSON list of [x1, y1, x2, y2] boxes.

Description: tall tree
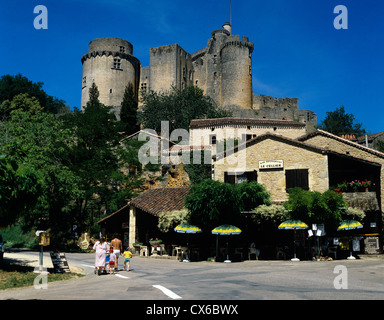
[[120, 82, 139, 135], [319, 106, 366, 136], [0, 110, 80, 241], [0, 74, 69, 116], [138, 86, 231, 134], [62, 83, 143, 230]]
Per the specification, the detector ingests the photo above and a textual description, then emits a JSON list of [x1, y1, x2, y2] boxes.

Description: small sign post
[[35, 230, 50, 273], [50, 252, 71, 273]]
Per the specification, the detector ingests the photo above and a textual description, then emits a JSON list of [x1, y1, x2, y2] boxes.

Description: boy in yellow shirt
[[122, 248, 133, 272]]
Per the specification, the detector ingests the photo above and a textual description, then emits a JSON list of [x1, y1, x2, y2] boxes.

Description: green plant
[[252, 204, 288, 225], [157, 209, 190, 232]]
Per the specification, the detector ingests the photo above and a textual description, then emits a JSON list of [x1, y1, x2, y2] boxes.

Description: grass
[[0, 262, 84, 291]]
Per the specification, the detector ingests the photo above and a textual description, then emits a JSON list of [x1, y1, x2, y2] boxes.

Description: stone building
[[81, 23, 317, 131], [298, 129, 384, 212], [189, 117, 307, 151]]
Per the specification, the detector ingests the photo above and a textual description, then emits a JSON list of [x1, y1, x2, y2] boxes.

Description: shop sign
[[259, 160, 284, 170], [50, 252, 71, 273]]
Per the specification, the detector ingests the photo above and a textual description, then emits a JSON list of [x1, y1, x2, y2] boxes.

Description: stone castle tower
[[81, 38, 140, 118], [81, 23, 317, 131]]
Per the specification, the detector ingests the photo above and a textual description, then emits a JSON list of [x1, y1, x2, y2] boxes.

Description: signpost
[[50, 252, 71, 273], [35, 230, 50, 273]]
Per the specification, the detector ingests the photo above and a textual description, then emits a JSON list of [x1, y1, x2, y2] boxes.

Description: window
[[120, 46, 125, 53], [141, 83, 147, 92], [285, 169, 309, 191], [210, 134, 217, 145], [224, 171, 257, 184], [110, 88, 113, 94], [113, 58, 121, 69]]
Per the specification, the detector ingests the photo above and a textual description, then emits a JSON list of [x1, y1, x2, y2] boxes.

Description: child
[[105, 251, 110, 274], [122, 247, 132, 272], [109, 248, 116, 274]]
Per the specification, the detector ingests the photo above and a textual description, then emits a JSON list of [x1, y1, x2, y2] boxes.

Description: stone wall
[[213, 136, 329, 203], [149, 44, 193, 93], [342, 192, 379, 212], [302, 134, 384, 212]]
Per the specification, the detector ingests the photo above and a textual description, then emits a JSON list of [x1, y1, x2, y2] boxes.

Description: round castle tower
[[81, 38, 140, 118], [220, 31, 253, 110]]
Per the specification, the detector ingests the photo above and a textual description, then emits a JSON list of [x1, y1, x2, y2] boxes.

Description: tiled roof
[[298, 130, 384, 159], [129, 187, 190, 216], [190, 117, 306, 129]]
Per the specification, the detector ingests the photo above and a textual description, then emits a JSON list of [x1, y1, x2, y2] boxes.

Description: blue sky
[[0, 0, 383, 133]]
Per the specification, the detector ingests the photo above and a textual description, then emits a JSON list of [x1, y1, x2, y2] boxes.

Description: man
[[111, 234, 123, 271]]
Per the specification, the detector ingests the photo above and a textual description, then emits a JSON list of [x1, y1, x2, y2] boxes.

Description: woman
[[93, 237, 109, 275]]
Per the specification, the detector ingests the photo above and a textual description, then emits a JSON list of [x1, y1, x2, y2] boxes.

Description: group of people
[[93, 234, 132, 275]]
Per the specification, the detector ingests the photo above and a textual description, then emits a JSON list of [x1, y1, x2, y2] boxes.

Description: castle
[[81, 23, 317, 132]]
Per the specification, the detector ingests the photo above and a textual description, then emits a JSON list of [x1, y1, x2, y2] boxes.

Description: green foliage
[[252, 204, 288, 225], [0, 144, 42, 227], [138, 86, 231, 133], [184, 151, 212, 185], [1, 223, 38, 249], [185, 179, 240, 229], [158, 209, 190, 233], [120, 83, 139, 135], [184, 180, 271, 230], [283, 188, 346, 230], [61, 83, 145, 229], [318, 106, 366, 136], [0, 110, 81, 237], [345, 207, 366, 220], [0, 93, 44, 119], [236, 181, 272, 211], [0, 74, 68, 116]]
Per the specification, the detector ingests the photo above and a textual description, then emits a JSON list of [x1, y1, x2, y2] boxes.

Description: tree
[[0, 144, 42, 227], [283, 188, 345, 231], [184, 180, 271, 230], [62, 83, 144, 230], [236, 181, 272, 211], [0, 74, 68, 116], [0, 110, 81, 243], [0, 93, 44, 120], [120, 82, 139, 135], [318, 106, 366, 136], [138, 86, 231, 133], [184, 179, 240, 230]]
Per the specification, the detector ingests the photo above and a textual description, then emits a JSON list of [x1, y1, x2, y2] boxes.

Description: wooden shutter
[[246, 170, 258, 182], [285, 169, 309, 190], [224, 172, 236, 184]]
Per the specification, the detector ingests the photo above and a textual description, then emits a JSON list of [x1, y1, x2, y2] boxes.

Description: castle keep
[[81, 23, 317, 131]]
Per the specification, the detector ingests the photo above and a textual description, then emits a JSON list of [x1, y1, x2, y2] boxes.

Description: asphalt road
[[1, 252, 384, 302]]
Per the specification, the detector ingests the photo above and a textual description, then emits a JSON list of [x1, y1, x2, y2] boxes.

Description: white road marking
[[115, 274, 130, 279], [81, 264, 95, 268], [153, 285, 182, 299]]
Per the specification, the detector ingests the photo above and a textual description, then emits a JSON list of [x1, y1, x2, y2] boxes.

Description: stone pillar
[[129, 206, 137, 248]]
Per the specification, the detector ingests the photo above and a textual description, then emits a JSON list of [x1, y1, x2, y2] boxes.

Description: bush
[[284, 188, 346, 230], [1, 223, 38, 249], [252, 204, 288, 225]]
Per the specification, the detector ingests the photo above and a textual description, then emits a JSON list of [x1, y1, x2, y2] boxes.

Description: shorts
[[109, 261, 115, 265], [113, 250, 120, 256], [124, 258, 130, 262]]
